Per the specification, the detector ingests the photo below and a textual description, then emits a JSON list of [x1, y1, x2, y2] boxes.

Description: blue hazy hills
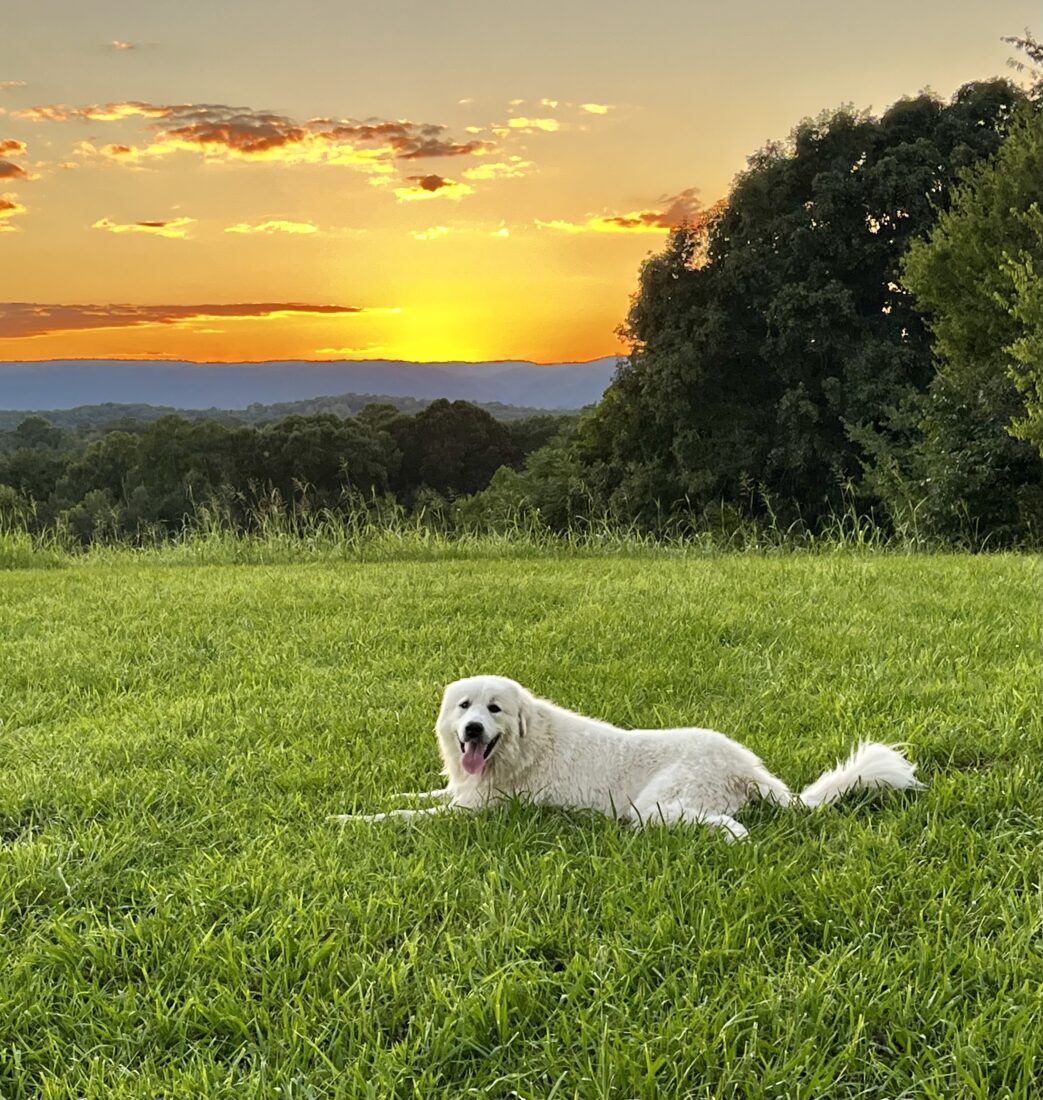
[[0, 357, 621, 412]]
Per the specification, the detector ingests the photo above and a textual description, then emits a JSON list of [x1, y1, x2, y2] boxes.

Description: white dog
[[332, 675, 924, 839]]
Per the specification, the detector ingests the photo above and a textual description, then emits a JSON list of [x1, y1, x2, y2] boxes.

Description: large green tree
[[390, 399, 519, 500], [584, 80, 1025, 528], [895, 104, 1043, 541], [1007, 206, 1043, 450]]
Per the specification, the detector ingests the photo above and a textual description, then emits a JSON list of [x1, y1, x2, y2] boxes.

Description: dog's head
[[436, 674, 532, 782]]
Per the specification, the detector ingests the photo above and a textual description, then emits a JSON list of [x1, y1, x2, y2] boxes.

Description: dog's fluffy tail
[[798, 742, 924, 809]]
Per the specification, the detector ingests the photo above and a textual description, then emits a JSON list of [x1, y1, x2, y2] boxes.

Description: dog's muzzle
[[459, 723, 501, 775]]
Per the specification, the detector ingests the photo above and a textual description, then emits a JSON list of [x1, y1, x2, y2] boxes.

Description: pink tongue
[[462, 742, 487, 775]]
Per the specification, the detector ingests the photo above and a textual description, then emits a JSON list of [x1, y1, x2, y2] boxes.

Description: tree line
[[0, 403, 568, 542]]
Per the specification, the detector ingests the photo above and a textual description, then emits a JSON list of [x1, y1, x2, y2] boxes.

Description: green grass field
[[0, 551, 1039, 1099]]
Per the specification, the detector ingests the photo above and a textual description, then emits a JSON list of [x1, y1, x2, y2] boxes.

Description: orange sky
[[1, 0, 1039, 363]]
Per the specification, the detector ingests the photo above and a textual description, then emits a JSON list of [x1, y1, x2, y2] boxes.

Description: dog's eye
[[459, 700, 470, 709], [487, 704, 501, 714]]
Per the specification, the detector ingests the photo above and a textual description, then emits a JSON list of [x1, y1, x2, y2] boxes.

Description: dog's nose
[[463, 721, 484, 741]]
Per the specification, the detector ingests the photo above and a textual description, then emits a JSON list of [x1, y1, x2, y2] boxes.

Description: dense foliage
[[569, 79, 1042, 542], [888, 104, 1043, 542], [0, 403, 569, 543]]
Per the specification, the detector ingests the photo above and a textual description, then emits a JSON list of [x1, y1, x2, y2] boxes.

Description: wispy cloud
[[315, 342, 388, 356], [461, 156, 532, 181], [224, 219, 319, 235], [409, 221, 512, 240], [91, 216, 196, 238], [19, 101, 172, 122], [410, 225, 451, 240], [537, 188, 702, 234], [0, 139, 26, 156], [107, 40, 137, 50], [0, 81, 26, 92], [0, 301, 369, 339], [506, 117, 559, 132], [494, 101, 611, 129], [535, 219, 588, 234]]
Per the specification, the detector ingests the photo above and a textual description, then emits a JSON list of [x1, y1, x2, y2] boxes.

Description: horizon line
[[0, 354, 624, 368]]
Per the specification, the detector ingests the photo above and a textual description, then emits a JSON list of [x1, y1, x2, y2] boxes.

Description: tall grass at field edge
[[0, 500, 999, 569]]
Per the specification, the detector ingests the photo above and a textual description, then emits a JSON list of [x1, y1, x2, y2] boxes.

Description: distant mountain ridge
[[0, 391, 568, 432], [0, 357, 621, 411]]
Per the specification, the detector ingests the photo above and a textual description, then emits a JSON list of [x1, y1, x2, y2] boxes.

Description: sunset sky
[[2, 0, 1039, 364]]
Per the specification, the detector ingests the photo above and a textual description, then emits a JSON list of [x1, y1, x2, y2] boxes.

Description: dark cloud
[[91, 216, 196, 237], [0, 160, 27, 180], [0, 302, 366, 339], [599, 212, 667, 229], [162, 107, 309, 154], [25, 103, 309, 153], [408, 173, 453, 192], [20, 100, 489, 163], [397, 137, 487, 158], [314, 119, 487, 158]]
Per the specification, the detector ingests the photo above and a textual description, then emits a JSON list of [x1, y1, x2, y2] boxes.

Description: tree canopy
[[893, 103, 1043, 539], [0, 403, 567, 542], [582, 80, 1030, 533]]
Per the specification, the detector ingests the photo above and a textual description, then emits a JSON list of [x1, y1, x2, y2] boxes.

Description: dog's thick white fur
[[332, 675, 924, 840]]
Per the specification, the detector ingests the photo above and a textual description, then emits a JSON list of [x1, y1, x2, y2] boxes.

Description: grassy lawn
[[0, 552, 1039, 1098]]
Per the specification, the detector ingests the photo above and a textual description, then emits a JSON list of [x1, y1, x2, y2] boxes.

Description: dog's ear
[[516, 687, 533, 739], [435, 682, 457, 741], [437, 683, 453, 719]]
